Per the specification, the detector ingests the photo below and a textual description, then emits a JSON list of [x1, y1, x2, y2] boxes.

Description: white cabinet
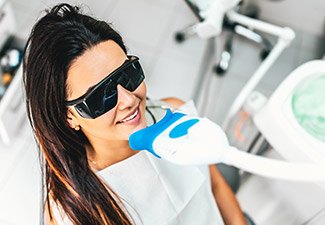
[[0, 65, 25, 145], [0, 1, 26, 145], [0, 0, 15, 49]]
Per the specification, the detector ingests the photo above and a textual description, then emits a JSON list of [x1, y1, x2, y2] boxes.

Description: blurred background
[[0, 0, 324, 224]]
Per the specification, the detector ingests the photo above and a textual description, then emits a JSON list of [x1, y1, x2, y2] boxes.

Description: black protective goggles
[[66, 55, 145, 119]]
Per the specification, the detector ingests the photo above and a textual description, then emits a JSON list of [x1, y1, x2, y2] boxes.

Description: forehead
[[66, 40, 127, 100]]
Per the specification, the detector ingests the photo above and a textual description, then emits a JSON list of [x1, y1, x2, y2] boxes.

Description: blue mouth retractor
[[129, 109, 199, 157]]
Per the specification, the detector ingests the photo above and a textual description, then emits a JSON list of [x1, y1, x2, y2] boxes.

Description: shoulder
[[160, 97, 185, 109]]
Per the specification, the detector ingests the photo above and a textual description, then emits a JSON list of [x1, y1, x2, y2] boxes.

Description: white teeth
[[120, 110, 138, 123]]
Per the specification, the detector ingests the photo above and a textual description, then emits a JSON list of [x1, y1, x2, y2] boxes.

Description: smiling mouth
[[118, 109, 139, 124]]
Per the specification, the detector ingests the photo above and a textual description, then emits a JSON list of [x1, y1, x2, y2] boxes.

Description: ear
[[66, 109, 79, 129]]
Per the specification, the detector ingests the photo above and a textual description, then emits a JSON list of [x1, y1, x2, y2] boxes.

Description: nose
[[116, 84, 137, 110]]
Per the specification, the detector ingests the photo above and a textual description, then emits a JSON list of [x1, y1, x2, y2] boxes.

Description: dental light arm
[[188, 0, 295, 129], [129, 110, 325, 182], [195, 0, 242, 38]]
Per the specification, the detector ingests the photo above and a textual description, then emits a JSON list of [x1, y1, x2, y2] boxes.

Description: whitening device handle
[[225, 147, 325, 181], [129, 110, 325, 182]]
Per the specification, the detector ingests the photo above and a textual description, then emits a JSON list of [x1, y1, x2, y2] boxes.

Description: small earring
[[74, 125, 81, 131]]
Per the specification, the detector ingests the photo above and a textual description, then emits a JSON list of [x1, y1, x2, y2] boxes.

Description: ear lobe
[[66, 109, 78, 129], [66, 117, 75, 129]]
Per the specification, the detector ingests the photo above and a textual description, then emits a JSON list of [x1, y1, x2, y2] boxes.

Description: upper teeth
[[120, 110, 138, 123]]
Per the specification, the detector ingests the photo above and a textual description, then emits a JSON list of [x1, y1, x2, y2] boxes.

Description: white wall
[[254, 0, 325, 37]]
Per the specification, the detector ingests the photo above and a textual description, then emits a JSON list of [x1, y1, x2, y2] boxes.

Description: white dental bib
[[97, 149, 224, 225]]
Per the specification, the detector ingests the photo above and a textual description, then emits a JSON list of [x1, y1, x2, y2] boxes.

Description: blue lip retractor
[[129, 109, 200, 158], [129, 109, 184, 157]]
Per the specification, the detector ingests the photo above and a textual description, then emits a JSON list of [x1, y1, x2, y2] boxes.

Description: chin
[[122, 120, 146, 140]]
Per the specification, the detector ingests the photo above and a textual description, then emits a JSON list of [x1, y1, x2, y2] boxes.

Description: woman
[[23, 3, 247, 225]]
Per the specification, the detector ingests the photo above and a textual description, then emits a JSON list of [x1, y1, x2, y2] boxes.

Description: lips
[[117, 107, 140, 124]]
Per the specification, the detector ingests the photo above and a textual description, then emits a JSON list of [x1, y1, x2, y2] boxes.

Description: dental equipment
[[222, 11, 295, 129], [253, 60, 325, 165], [193, 0, 242, 39], [180, 1, 295, 121], [129, 109, 325, 182]]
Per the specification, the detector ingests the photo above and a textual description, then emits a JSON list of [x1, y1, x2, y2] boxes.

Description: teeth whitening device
[[129, 110, 325, 182], [129, 60, 325, 182]]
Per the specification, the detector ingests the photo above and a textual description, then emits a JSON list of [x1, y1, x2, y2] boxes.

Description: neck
[[86, 139, 138, 171]]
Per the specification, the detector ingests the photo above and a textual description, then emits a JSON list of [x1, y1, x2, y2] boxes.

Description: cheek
[[139, 82, 147, 97], [80, 111, 117, 139]]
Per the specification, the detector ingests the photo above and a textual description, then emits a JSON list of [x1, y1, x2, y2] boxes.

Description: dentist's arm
[[209, 165, 247, 225]]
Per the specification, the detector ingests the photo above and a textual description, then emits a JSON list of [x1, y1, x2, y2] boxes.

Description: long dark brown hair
[[23, 4, 133, 225]]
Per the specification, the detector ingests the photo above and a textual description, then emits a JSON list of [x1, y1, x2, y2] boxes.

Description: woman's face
[[66, 40, 147, 142]]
